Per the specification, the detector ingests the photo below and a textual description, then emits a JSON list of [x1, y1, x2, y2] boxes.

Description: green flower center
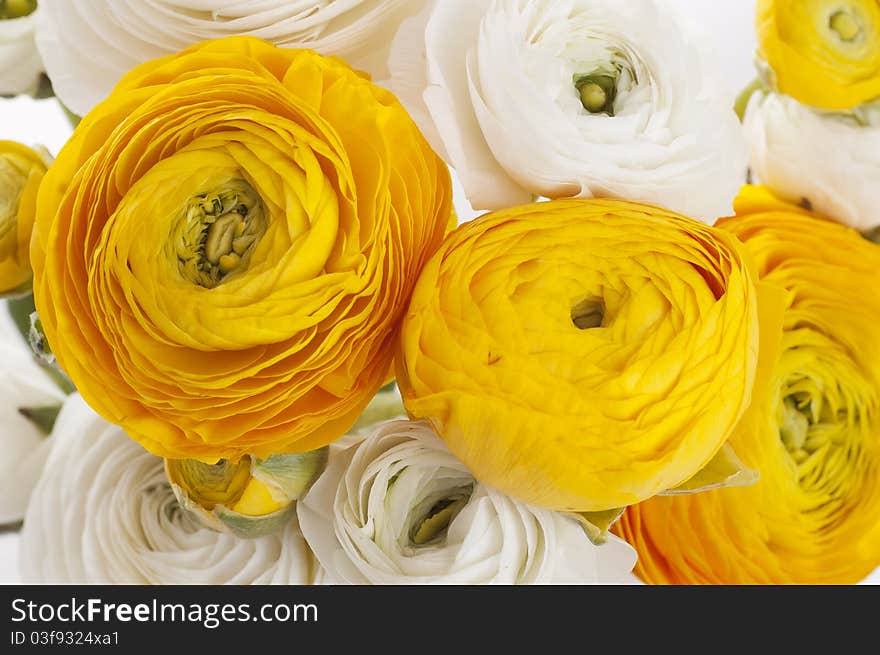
[[0, 0, 36, 20], [409, 487, 473, 547], [829, 10, 862, 42], [574, 70, 620, 116], [571, 297, 605, 330], [175, 180, 266, 288], [777, 376, 849, 470]]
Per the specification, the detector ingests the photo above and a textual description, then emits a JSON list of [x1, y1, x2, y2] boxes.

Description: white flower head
[[36, 0, 428, 116], [0, 2, 43, 96], [298, 419, 637, 584], [744, 91, 880, 231], [20, 394, 317, 584], [390, 0, 747, 221], [0, 300, 65, 525]]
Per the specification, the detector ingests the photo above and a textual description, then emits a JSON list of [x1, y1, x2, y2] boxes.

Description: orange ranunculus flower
[[31, 37, 452, 461], [617, 186, 880, 584], [397, 198, 764, 513]]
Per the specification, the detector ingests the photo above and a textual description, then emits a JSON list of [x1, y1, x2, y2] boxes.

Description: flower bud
[[165, 447, 328, 539]]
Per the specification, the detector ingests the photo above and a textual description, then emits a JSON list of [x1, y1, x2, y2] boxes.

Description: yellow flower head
[[397, 199, 762, 512], [757, 0, 880, 110], [617, 186, 880, 584], [30, 37, 453, 461], [0, 140, 47, 297]]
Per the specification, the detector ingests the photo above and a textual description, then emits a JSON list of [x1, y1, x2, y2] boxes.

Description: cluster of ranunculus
[[1, 0, 879, 586]]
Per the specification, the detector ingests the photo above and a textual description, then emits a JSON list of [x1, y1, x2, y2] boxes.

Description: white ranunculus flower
[[0, 3, 43, 96], [743, 91, 880, 231], [0, 299, 65, 525], [36, 0, 427, 116], [20, 394, 317, 584], [389, 0, 747, 221], [298, 419, 637, 584]]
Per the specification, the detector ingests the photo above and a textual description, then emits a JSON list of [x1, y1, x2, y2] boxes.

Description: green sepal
[[251, 448, 328, 501], [7, 297, 76, 395], [215, 502, 299, 540], [734, 77, 767, 121], [574, 507, 626, 545], [660, 443, 759, 496]]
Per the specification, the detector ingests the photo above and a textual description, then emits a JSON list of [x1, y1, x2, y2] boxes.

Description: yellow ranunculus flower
[[30, 37, 452, 461], [396, 198, 763, 512], [616, 186, 880, 584], [757, 0, 880, 110], [0, 140, 47, 297]]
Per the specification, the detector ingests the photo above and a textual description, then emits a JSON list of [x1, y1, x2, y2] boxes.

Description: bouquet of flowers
[[1, 0, 878, 586]]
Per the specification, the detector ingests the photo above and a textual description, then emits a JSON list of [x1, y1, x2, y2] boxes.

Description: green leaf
[[18, 403, 62, 436]]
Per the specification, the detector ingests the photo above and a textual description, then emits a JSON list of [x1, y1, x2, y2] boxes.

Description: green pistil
[[0, 0, 36, 20], [830, 11, 861, 42], [410, 490, 472, 546], [574, 73, 618, 116]]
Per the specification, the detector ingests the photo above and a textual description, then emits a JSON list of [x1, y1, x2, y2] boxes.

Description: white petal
[[36, 0, 427, 116], [298, 418, 636, 584], [0, 301, 65, 525], [744, 92, 880, 231], [391, 0, 747, 220], [19, 394, 315, 584], [0, 13, 43, 96]]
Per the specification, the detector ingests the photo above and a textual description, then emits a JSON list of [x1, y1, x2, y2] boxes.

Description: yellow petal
[[617, 187, 880, 584], [397, 198, 763, 512]]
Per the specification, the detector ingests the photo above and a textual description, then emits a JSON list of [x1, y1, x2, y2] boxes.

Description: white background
[[1, 0, 877, 584]]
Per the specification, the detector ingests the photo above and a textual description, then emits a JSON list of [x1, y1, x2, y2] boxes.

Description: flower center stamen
[[830, 10, 862, 42], [175, 179, 266, 288], [778, 380, 849, 470]]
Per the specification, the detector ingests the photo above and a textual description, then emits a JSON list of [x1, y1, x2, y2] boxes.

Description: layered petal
[[743, 91, 880, 230], [36, 0, 428, 115], [30, 37, 452, 461], [20, 394, 316, 584], [389, 0, 747, 220], [617, 186, 880, 584], [297, 418, 637, 584], [396, 198, 763, 512]]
